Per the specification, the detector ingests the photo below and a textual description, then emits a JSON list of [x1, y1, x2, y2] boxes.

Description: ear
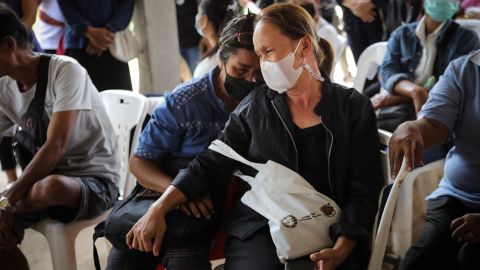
[[300, 37, 312, 58], [197, 14, 208, 29], [3, 36, 17, 54]]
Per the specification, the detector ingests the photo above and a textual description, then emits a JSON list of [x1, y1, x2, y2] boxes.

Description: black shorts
[[12, 176, 119, 243]]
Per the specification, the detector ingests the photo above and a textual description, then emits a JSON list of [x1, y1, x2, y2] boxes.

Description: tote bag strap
[[208, 139, 265, 172]]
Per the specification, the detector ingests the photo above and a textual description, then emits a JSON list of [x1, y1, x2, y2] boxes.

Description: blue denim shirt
[[380, 20, 480, 94], [135, 67, 229, 162], [420, 50, 480, 209], [58, 0, 134, 49]]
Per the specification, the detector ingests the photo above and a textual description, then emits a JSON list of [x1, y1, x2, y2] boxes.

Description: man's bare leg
[[15, 174, 82, 213]]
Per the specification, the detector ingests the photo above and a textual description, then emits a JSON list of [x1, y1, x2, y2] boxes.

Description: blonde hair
[[259, 3, 323, 67]]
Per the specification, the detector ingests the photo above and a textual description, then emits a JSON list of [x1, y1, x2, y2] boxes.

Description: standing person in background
[[33, 0, 66, 54], [58, 0, 134, 91], [337, 0, 384, 62], [193, 0, 234, 77], [176, 0, 202, 74]]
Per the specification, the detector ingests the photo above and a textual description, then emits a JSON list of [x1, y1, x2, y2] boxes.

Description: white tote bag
[[208, 140, 341, 262], [109, 1, 144, 63]]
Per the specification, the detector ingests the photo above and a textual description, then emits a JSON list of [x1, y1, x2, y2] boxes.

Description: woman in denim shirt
[[372, 0, 479, 134], [106, 14, 262, 270]]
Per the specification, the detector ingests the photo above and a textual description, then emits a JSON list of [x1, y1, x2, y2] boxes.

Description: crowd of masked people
[[0, 0, 479, 269]]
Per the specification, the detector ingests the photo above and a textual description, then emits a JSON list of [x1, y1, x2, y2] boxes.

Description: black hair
[[317, 37, 334, 75], [0, 3, 28, 48], [199, 0, 235, 59], [218, 12, 257, 63], [301, 3, 317, 19]]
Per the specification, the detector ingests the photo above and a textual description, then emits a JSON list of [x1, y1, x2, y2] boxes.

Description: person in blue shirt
[[58, 0, 134, 91], [389, 50, 480, 270], [106, 13, 262, 270]]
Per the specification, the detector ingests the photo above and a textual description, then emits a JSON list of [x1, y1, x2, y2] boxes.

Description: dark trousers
[[400, 196, 480, 270], [224, 227, 366, 270], [0, 137, 16, 171], [106, 241, 211, 270], [65, 49, 132, 91], [343, 12, 384, 63]]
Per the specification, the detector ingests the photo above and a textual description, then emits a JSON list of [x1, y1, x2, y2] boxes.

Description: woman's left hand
[[310, 248, 347, 270], [310, 236, 357, 270]]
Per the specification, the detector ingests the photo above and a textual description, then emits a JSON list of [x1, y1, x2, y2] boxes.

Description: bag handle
[[27, 54, 51, 117], [368, 158, 408, 270], [208, 140, 265, 172]]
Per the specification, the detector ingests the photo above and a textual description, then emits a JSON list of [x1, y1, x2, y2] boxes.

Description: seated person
[[127, 3, 383, 270], [0, 5, 120, 269], [105, 13, 262, 270], [389, 49, 480, 270], [374, 0, 479, 133]]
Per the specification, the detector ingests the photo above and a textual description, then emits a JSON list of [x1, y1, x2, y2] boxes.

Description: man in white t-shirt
[[0, 5, 120, 268]]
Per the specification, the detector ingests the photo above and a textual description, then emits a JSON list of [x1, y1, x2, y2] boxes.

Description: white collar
[[471, 50, 480, 66], [415, 16, 447, 44]]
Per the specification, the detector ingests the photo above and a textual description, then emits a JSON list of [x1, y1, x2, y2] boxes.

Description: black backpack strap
[[93, 221, 106, 270], [26, 54, 51, 116]]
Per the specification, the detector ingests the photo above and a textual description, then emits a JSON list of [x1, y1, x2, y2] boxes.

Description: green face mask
[[424, 0, 459, 22]]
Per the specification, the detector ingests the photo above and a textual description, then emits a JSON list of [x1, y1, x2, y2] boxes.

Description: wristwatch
[[0, 196, 12, 211]]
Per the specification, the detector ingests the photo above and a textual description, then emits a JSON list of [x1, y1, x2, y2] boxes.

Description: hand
[[179, 195, 214, 219], [451, 214, 480, 244], [310, 248, 348, 270], [0, 210, 16, 249], [411, 87, 429, 114], [126, 206, 167, 256], [85, 26, 114, 50], [351, 1, 377, 23], [310, 236, 355, 270], [371, 92, 409, 110], [389, 121, 424, 178], [86, 42, 105, 57]]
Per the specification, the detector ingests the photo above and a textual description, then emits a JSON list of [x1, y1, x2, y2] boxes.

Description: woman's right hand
[[126, 205, 167, 256]]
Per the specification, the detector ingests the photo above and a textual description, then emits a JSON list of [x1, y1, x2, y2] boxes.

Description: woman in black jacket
[[127, 3, 383, 270]]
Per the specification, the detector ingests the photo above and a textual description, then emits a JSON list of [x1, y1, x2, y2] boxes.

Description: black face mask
[[224, 72, 256, 101]]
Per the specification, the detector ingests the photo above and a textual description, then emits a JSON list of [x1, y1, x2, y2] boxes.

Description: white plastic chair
[[30, 90, 148, 270], [456, 19, 480, 38], [99, 90, 149, 198], [353, 42, 388, 93]]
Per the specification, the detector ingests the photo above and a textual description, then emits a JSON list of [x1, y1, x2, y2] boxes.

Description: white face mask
[[260, 41, 303, 94], [261, 40, 324, 93]]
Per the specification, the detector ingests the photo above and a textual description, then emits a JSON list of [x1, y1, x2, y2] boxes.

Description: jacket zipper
[[271, 101, 299, 171], [320, 120, 334, 197]]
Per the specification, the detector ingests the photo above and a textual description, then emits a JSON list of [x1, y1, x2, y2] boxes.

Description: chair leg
[[43, 228, 78, 270]]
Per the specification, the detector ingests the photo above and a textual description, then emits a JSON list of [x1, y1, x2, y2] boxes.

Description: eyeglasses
[[220, 32, 254, 48]]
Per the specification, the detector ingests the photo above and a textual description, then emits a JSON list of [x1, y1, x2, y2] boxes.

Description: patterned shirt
[[135, 67, 229, 162]]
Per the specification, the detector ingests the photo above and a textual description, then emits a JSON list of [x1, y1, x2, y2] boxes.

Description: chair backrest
[[456, 19, 480, 39], [353, 42, 388, 93], [100, 90, 148, 198], [378, 129, 393, 185]]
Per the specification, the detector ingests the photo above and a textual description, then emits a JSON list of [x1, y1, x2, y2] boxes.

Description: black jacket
[[172, 80, 383, 260]]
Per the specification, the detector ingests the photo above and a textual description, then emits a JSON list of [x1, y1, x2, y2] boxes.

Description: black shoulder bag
[[12, 55, 51, 170], [92, 157, 217, 270]]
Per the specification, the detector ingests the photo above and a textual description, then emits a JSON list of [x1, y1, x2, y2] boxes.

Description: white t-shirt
[[193, 54, 219, 78], [0, 55, 120, 184], [33, 0, 66, 50], [316, 17, 345, 67], [414, 16, 446, 85]]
